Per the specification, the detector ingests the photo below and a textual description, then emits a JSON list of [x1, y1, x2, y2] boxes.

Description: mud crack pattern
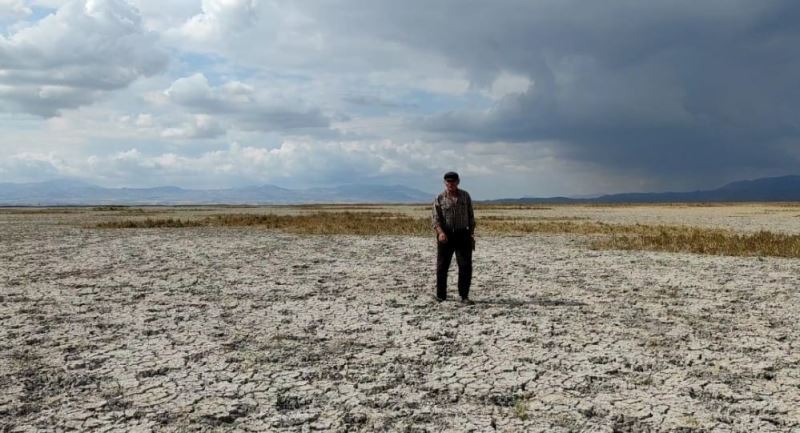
[[1, 214, 799, 432]]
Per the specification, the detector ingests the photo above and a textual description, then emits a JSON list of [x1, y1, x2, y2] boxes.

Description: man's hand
[[438, 232, 448, 243], [470, 235, 475, 250]]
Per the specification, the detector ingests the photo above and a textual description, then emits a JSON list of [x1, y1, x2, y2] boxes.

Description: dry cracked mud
[[1, 207, 799, 432]]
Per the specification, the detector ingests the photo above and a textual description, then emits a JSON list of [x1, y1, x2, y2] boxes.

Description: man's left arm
[[467, 192, 475, 236]]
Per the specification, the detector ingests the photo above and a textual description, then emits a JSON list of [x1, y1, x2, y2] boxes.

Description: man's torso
[[436, 189, 471, 232]]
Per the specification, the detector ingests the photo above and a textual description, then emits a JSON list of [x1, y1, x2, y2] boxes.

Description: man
[[432, 171, 476, 305]]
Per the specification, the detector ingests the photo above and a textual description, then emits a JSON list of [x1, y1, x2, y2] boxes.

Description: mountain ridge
[[488, 175, 800, 204], [0, 181, 433, 205], [1, 174, 799, 205]]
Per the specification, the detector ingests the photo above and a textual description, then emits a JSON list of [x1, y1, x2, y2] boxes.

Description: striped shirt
[[432, 189, 475, 234]]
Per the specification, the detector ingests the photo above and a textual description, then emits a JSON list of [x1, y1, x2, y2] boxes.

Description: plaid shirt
[[432, 189, 475, 234]]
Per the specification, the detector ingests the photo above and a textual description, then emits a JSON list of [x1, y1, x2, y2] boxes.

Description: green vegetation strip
[[94, 212, 800, 258]]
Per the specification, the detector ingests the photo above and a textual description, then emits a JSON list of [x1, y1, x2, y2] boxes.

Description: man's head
[[443, 171, 459, 193]]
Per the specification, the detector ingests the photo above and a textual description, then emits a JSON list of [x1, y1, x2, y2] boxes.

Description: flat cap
[[443, 171, 459, 181]]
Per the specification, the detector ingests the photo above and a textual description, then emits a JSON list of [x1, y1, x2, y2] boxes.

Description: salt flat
[[1, 205, 798, 432]]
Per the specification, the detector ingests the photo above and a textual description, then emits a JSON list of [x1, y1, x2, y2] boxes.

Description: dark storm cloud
[[309, 0, 800, 185]]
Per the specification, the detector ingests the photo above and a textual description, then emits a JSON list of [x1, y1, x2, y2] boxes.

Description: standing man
[[432, 171, 476, 305]]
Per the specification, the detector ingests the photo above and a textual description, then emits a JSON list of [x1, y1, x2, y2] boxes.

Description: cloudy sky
[[1, 0, 798, 198]]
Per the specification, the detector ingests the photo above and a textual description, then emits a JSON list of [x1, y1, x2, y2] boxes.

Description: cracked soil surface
[[1, 206, 799, 432]]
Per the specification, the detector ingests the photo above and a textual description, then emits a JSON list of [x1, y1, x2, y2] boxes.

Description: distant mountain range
[[0, 180, 433, 205], [1, 175, 798, 205], [489, 175, 800, 204]]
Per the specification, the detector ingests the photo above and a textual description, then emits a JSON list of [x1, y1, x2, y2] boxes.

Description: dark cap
[[443, 171, 459, 181]]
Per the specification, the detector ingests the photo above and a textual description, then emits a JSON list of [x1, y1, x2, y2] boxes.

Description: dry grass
[[416, 204, 553, 211], [480, 215, 589, 222], [593, 228, 800, 258], [0, 208, 84, 214], [93, 211, 800, 258], [95, 212, 431, 236], [96, 217, 204, 229], [293, 204, 392, 210], [481, 220, 631, 234], [475, 204, 553, 210], [494, 220, 800, 257]]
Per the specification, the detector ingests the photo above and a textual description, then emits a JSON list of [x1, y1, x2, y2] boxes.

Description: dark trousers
[[436, 230, 472, 299]]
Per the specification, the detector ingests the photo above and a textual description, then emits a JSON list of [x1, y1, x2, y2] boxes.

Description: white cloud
[[164, 73, 254, 108], [169, 0, 323, 62], [70, 141, 379, 186], [177, 0, 259, 43], [164, 73, 330, 133], [164, 0, 473, 101], [485, 71, 531, 100], [29, 0, 70, 8], [0, 0, 168, 116], [161, 114, 225, 139], [2, 139, 451, 187], [2, 134, 648, 197], [127, 0, 199, 31], [0, 0, 31, 18], [135, 113, 153, 127], [0, 151, 75, 181]]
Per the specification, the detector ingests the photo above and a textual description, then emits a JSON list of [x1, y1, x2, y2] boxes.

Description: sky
[[1, 0, 799, 199]]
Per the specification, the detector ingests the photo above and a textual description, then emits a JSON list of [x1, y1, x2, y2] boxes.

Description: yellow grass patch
[[592, 228, 800, 258], [474, 204, 553, 210], [94, 211, 800, 258], [499, 220, 800, 257], [0, 208, 84, 214], [95, 212, 431, 236]]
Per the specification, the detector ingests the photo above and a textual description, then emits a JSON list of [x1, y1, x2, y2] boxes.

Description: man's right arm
[[432, 197, 441, 231], [432, 197, 446, 239]]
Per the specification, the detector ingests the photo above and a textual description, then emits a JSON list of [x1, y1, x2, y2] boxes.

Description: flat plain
[[1, 204, 798, 432]]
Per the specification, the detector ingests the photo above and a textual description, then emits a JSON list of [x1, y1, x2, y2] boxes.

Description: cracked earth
[[1, 207, 799, 432]]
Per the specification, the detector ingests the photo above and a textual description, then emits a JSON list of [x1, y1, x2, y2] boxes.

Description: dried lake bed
[[1, 204, 799, 432]]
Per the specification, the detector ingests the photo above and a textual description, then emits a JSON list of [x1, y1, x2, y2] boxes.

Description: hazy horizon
[[4, 173, 800, 203]]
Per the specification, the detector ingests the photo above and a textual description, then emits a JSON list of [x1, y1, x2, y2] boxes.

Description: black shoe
[[434, 295, 446, 303], [460, 298, 475, 305]]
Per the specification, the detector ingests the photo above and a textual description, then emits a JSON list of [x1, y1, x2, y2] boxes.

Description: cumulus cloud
[[177, 0, 259, 43], [164, 73, 330, 133], [1, 138, 643, 197], [484, 72, 531, 101], [0, 152, 72, 181], [171, 0, 323, 62], [165, 73, 254, 109], [0, 0, 168, 116], [165, 0, 472, 102], [0, 0, 31, 18], [161, 114, 225, 139], [3, 139, 476, 188], [134, 113, 154, 127]]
